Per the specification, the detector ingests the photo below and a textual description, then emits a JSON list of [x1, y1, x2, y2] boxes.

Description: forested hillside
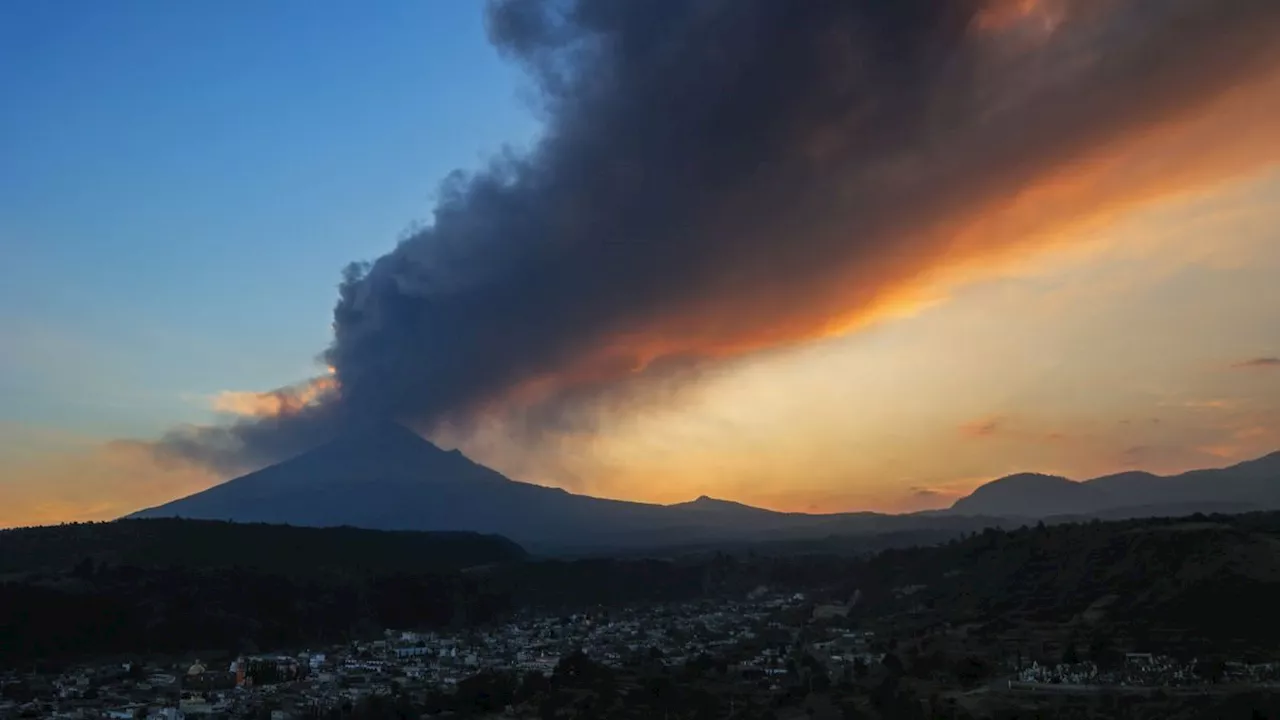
[[849, 513, 1280, 657], [6, 512, 1280, 671], [0, 518, 526, 576]]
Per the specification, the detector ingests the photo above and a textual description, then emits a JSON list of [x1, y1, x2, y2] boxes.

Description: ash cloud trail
[[156, 0, 1280, 475]]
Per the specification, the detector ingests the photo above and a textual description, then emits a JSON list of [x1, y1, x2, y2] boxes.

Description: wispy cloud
[[1234, 357, 1280, 369], [1182, 399, 1238, 410], [901, 488, 954, 512], [899, 477, 991, 512], [1120, 444, 1151, 461], [958, 415, 1073, 445], [959, 416, 1003, 438], [1197, 444, 1243, 459]]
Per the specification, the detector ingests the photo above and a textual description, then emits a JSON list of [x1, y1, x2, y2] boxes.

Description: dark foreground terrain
[[3, 512, 1280, 718]]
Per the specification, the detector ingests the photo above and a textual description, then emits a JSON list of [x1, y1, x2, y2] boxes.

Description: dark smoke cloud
[[157, 0, 1280, 475], [157, 405, 346, 476]]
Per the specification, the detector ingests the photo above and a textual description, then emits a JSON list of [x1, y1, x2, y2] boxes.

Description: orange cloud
[[897, 477, 997, 513], [1196, 444, 1242, 460], [957, 416, 1077, 446], [211, 373, 338, 418], [493, 66, 1280, 430], [973, 0, 1066, 34], [960, 416, 1003, 438], [1180, 399, 1238, 410]]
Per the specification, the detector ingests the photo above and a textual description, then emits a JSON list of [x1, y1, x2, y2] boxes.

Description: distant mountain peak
[[981, 472, 1074, 486], [669, 495, 777, 516], [950, 472, 1104, 517], [128, 431, 1280, 550], [678, 494, 732, 507], [949, 449, 1280, 518]]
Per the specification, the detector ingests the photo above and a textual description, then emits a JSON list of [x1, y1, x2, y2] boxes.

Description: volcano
[[129, 422, 867, 551]]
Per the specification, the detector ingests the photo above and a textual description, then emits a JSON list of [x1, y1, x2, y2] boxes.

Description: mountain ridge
[[130, 424, 1007, 551], [130, 423, 1280, 550], [948, 450, 1280, 517]]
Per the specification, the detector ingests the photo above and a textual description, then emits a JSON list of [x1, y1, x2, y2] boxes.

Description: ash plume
[[157, 0, 1280, 474]]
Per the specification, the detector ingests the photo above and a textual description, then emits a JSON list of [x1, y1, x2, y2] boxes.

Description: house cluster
[[1, 590, 830, 719], [1221, 661, 1280, 685], [1015, 653, 1202, 688], [352, 592, 815, 686], [808, 631, 883, 670]]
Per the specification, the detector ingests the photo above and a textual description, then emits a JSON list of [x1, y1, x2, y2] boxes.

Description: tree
[[455, 670, 518, 714], [840, 702, 868, 720], [1062, 642, 1080, 665], [518, 671, 550, 702], [686, 652, 714, 678], [1088, 633, 1121, 669], [554, 650, 611, 688], [952, 655, 989, 688], [810, 666, 831, 693], [1201, 658, 1227, 684]]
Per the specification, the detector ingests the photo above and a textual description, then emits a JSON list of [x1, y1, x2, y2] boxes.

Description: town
[[5, 585, 1280, 720], [9, 590, 815, 719]]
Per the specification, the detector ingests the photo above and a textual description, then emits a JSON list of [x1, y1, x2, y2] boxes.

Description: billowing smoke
[[157, 0, 1280, 475]]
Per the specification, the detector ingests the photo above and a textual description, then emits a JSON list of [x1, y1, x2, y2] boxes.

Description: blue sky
[[1, 0, 539, 438]]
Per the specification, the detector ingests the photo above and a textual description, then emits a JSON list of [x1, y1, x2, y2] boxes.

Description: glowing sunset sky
[[3, 0, 1280, 528]]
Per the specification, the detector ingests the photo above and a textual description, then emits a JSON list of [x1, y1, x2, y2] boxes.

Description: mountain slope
[[132, 423, 1280, 549], [131, 424, 1006, 551], [131, 424, 686, 550], [950, 473, 1112, 516], [948, 451, 1280, 518]]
